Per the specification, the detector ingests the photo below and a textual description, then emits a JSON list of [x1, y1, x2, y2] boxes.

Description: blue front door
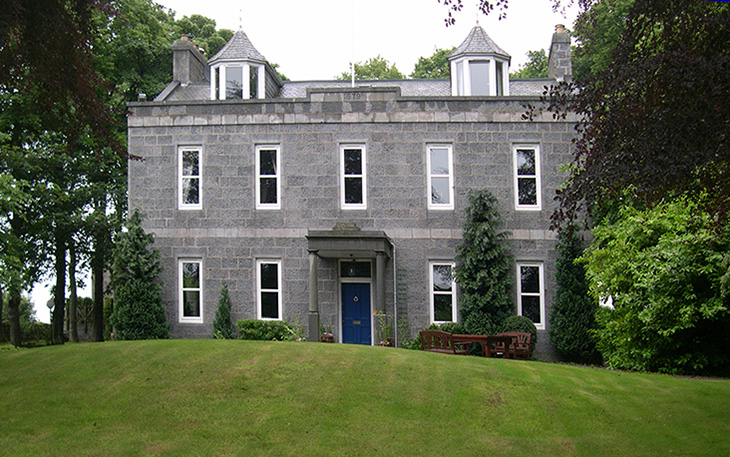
[[342, 283, 371, 345]]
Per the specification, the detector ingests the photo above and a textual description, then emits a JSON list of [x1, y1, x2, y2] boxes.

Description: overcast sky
[[31, 0, 580, 323], [161, 0, 580, 80]]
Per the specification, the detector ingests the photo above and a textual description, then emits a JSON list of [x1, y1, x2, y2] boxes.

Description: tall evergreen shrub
[[455, 189, 514, 335], [549, 228, 601, 364], [110, 209, 169, 340], [212, 282, 235, 339]]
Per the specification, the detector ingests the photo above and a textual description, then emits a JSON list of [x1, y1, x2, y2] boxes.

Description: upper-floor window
[[430, 262, 457, 323], [517, 262, 545, 330], [340, 145, 366, 210], [211, 64, 265, 100], [451, 57, 509, 96], [513, 145, 541, 210], [257, 259, 282, 320], [179, 146, 201, 210], [427, 144, 454, 210], [179, 259, 203, 323], [256, 145, 280, 210]]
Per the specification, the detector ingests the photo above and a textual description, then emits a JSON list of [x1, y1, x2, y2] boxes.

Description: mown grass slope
[[0, 340, 728, 456]]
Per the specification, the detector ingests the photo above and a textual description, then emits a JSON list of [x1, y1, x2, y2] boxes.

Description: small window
[[430, 262, 457, 323], [470, 60, 490, 96], [427, 144, 454, 210], [256, 145, 280, 209], [226, 66, 243, 99], [340, 260, 372, 278], [340, 145, 366, 209], [456, 61, 465, 95], [250, 66, 259, 99], [179, 259, 203, 323], [495, 61, 504, 96], [517, 262, 545, 330], [513, 145, 541, 210], [179, 146, 201, 209], [257, 260, 282, 320]]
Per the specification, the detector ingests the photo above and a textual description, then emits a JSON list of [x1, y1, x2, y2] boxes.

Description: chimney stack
[[172, 35, 209, 86], [548, 24, 572, 82]]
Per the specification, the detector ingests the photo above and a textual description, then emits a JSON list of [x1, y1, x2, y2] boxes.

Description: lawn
[[0, 340, 728, 456]]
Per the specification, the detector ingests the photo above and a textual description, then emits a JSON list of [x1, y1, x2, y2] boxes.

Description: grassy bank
[[0, 340, 728, 456]]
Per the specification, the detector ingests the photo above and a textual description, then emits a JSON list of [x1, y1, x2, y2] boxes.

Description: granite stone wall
[[128, 87, 574, 358]]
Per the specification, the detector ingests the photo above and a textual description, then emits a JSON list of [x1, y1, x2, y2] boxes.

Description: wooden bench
[[419, 330, 470, 355], [497, 332, 532, 360]]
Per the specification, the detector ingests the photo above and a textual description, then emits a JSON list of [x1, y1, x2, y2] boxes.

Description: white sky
[[161, 0, 580, 81], [30, 0, 580, 324]]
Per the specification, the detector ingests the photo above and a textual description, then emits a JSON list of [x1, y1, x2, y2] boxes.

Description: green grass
[[0, 340, 728, 457]]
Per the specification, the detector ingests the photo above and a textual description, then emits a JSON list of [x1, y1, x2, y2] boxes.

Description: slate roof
[[449, 25, 510, 60], [279, 80, 451, 98], [208, 29, 266, 65]]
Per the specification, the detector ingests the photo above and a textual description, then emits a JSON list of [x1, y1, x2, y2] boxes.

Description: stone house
[[127, 23, 575, 357]]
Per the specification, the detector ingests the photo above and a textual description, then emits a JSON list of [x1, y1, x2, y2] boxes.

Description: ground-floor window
[[430, 261, 456, 323], [179, 259, 203, 323], [517, 262, 545, 329], [257, 259, 282, 320]]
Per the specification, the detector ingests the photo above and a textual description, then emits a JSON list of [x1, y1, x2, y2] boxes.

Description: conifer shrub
[[455, 189, 514, 335], [212, 282, 235, 339], [110, 209, 169, 340], [549, 228, 601, 364]]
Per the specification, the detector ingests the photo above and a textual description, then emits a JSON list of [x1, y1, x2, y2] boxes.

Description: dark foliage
[[212, 282, 235, 339], [455, 189, 514, 335], [111, 279, 169, 340], [0, 0, 121, 154], [110, 209, 168, 340], [425, 322, 466, 334], [549, 229, 601, 364], [236, 319, 297, 341], [544, 0, 730, 228]]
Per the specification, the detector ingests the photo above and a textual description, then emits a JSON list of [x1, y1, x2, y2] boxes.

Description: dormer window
[[449, 25, 510, 97], [207, 29, 270, 100], [211, 63, 265, 100]]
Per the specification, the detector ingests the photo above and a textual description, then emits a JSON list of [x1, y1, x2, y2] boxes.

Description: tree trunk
[[52, 232, 67, 345], [0, 286, 4, 342], [92, 249, 105, 342], [8, 291, 22, 347], [69, 242, 78, 343]]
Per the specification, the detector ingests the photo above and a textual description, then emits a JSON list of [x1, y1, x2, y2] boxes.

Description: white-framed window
[[179, 259, 203, 323], [430, 262, 457, 323], [210, 63, 265, 100], [340, 144, 366, 210], [255, 145, 280, 209], [257, 259, 282, 320], [517, 262, 545, 330], [427, 144, 454, 210], [513, 144, 541, 210], [451, 56, 509, 96], [179, 146, 202, 210]]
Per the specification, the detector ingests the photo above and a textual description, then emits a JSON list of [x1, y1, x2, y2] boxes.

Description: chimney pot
[[556, 24, 565, 34]]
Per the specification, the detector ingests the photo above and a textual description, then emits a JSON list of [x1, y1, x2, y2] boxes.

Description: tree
[[547, 0, 730, 228], [510, 49, 548, 79], [549, 228, 600, 364], [212, 282, 235, 339], [110, 209, 169, 340], [173, 14, 234, 57], [1, 0, 122, 155], [581, 197, 730, 375], [410, 47, 454, 79], [337, 55, 405, 81], [571, 0, 633, 79], [455, 189, 514, 335]]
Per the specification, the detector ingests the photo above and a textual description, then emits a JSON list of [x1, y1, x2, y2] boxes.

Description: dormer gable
[[208, 29, 281, 100], [448, 25, 511, 96]]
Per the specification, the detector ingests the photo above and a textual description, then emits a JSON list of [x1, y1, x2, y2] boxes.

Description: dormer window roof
[[209, 29, 269, 100], [449, 25, 511, 96]]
